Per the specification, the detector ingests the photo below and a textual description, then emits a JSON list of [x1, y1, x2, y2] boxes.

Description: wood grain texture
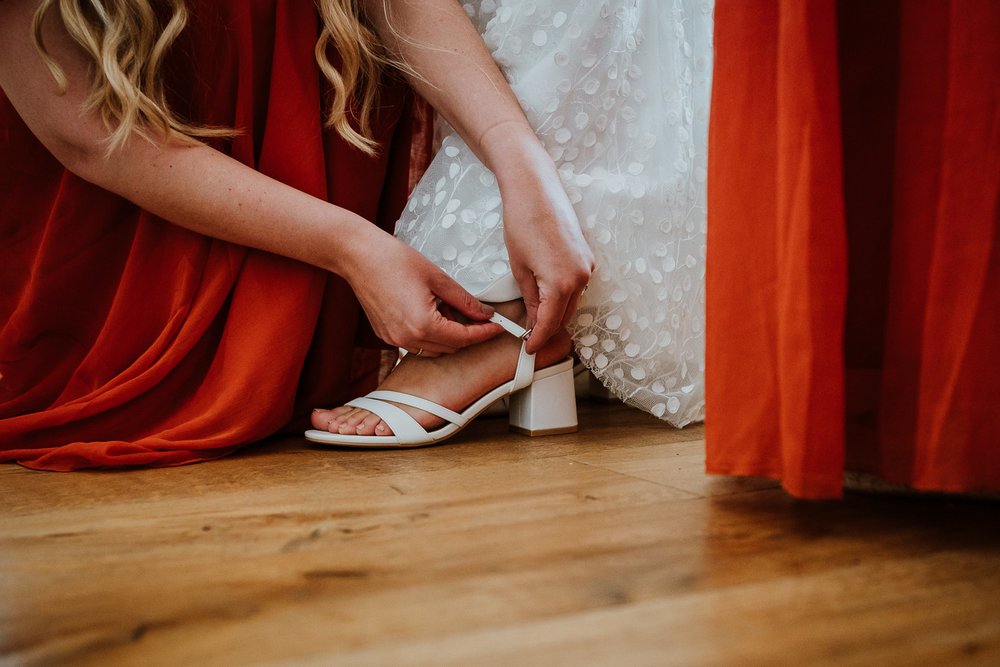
[[2, 403, 998, 666]]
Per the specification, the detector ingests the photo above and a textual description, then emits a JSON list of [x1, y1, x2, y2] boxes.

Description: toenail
[[376, 424, 386, 433]]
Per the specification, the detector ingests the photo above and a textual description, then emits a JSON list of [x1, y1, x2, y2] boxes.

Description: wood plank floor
[[2, 402, 999, 666]]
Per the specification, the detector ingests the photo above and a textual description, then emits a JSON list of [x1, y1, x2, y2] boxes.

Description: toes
[[315, 406, 354, 432], [355, 414, 380, 436], [338, 408, 369, 434], [311, 409, 333, 430], [326, 405, 354, 430], [361, 419, 393, 437], [312, 408, 393, 437], [328, 405, 353, 418], [350, 414, 394, 437]]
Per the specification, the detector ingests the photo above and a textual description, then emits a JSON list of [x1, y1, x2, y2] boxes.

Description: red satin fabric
[[706, 0, 1000, 498], [0, 2, 423, 470]]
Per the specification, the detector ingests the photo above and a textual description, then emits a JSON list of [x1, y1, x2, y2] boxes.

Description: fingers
[[391, 304, 502, 353], [359, 243, 502, 354], [515, 269, 541, 329], [561, 291, 583, 330], [427, 318, 503, 350], [403, 343, 451, 359], [430, 271, 494, 322], [525, 293, 566, 354], [404, 348, 441, 359], [524, 278, 588, 354], [378, 313, 501, 354], [391, 270, 502, 352], [513, 269, 564, 354]]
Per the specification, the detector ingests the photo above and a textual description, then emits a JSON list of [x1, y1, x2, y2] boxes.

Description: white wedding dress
[[396, 0, 712, 427]]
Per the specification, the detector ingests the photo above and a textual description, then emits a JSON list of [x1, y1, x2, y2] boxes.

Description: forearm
[[0, 0, 376, 278], [367, 0, 551, 178], [82, 139, 376, 276]]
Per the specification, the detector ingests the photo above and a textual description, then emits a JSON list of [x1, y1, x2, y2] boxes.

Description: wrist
[[321, 213, 385, 279], [478, 120, 554, 181]]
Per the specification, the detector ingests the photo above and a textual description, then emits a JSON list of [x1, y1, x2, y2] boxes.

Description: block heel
[[508, 363, 578, 436]]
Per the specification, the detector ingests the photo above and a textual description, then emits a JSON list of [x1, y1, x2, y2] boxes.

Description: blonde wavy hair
[[32, 0, 403, 155]]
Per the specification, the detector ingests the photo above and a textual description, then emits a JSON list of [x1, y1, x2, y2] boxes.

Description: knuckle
[[554, 278, 578, 296]]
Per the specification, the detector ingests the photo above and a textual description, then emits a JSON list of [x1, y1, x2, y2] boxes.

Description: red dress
[[0, 2, 424, 470]]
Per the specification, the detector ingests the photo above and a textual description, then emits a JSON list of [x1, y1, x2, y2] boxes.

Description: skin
[[0, 0, 594, 438]]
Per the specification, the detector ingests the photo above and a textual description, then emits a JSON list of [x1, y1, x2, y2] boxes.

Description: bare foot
[[311, 300, 571, 437]]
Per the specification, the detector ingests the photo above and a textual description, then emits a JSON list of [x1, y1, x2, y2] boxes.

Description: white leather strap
[[367, 390, 467, 427], [511, 341, 536, 393], [488, 312, 536, 393], [490, 311, 530, 339], [345, 397, 433, 444]]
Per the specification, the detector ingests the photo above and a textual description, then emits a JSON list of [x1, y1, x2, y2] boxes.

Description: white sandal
[[304, 312, 578, 448]]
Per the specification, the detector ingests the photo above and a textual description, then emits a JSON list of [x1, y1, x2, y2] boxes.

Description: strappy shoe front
[[304, 313, 578, 448]]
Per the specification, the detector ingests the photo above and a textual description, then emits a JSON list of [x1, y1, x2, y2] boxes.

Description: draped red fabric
[[706, 0, 1000, 498], [0, 1, 423, 471]]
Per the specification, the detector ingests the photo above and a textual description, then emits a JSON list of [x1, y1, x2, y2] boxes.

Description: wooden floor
[[2, 403, 999, 666]]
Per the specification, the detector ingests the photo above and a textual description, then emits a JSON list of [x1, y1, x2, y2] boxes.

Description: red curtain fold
[[0, 1, 422, 470], [706, 0, 1000, 498]]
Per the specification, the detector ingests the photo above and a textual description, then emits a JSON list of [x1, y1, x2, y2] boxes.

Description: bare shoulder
[[0, 0, 48, 62]]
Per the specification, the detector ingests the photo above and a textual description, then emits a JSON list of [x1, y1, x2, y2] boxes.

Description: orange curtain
[[706, 0, 1000, 498]]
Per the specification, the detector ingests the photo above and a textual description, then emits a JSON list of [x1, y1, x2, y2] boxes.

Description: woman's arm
[[0, 0, 500, 355], [366, 0, 595, 354]]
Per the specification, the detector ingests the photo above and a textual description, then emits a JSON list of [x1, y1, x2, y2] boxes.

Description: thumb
[[430, 271, 494, 321]]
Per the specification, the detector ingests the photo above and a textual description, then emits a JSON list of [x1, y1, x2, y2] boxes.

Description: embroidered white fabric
[[396, 0, 712, 426]]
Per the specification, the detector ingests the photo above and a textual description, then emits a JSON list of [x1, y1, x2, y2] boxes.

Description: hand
[[492, 134, 595, 354], [343, 228, 503, 356]]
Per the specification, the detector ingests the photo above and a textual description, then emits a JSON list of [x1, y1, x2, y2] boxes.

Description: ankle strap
[[489, 311, 532, 340], [490, 312, 536, 393]]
